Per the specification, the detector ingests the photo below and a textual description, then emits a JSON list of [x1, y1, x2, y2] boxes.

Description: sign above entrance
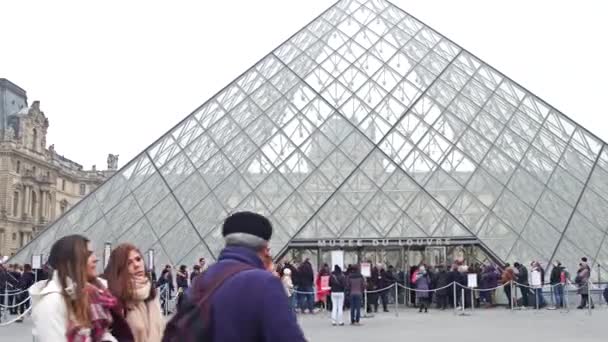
[[287, 237, 480, 248]]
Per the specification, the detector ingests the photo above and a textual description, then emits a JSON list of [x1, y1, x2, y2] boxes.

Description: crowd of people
[[0, 212, 306, 341], [0, 211, 605, 340]]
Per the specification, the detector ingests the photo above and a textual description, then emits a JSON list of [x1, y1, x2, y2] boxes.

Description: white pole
[[461, 288, 465, 312], [471, 288, 474, 314], [587, 280, 592, 315], [453, 282, 457, 315], [510, 281, 514, 311], [394, 283, 399, 317]]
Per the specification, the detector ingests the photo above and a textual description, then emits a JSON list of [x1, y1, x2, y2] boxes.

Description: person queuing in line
[[366, 264, 380, 313], [8, 264, 22, 315], [329, 265, 346, 326], [549, 260, 567, 308], [163, 211, 306, 342], [0, 263, 19, 316], [377, 264, 391, 313], [513, 262, 530, 307], [575, 257, 593, 309], [190, 265, 202, 284], [30, 234, 118, 342], [346, 264, 365, 326], [156, 265, 174, 315], [104, 243, 164, 342], [16, 263, 36, 322], [501, 263, 517, 307], [530, 262, 545, 309], [297, 258, 315, 314], [198, 257, 207, 273], [316, 264, 331, 310], [480, 264, 499, 308], [281, 268, 295, 314], [175, 265, 189, 308], [282, 261, 299, 312], [415, 265, 431, 313], [434, 265, 451, 310]]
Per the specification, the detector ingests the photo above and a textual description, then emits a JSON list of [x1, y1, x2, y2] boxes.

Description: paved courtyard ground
[[1, 307, 606, 341]]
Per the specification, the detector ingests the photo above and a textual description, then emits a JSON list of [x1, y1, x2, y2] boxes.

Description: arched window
[[32, 128, 38, 151]]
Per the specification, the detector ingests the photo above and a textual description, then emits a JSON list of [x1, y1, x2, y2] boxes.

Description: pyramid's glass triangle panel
[[13, 0, 608, 270]]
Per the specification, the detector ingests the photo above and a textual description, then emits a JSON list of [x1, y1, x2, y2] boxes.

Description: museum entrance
[[279, 241, 497, 273]]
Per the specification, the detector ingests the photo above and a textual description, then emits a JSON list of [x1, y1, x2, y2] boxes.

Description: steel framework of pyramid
[[13, 0, 608, 279]]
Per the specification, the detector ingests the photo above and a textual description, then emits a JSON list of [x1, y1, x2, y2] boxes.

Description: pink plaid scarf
[[67, 283, 118, 342]]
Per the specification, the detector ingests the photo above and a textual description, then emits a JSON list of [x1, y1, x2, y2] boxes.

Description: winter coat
[[29, 271, 117, 342], [501, 268, 516, 284], [189, 271, 201, 284], [415, 272, 431, 299], [0, 267, 18, 290], [176, 272, 188, 290], [380, 269, 396, 288], [517, 266, 529, 285], [434, 270, 452, 296], [347, 273, 366, 296], [281, 275, 294, 297], [329, 271, 346, 293], [480, 266, 499, 290], [185, 245, 306, 342], [549, 266, 563, 285], [576, 267, 591, 295], [298, 262, 314, 288], [18, 271, 36, 291]]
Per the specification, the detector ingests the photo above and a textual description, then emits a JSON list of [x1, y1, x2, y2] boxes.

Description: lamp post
[[103, 242, 112, 269]]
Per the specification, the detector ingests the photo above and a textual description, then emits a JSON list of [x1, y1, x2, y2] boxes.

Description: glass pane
[[145, 195, 183, 238], [160, 218, 201, 265], [189, 194, 228, 237], [116, 218, 158, 254], [477, 214, 518, 261], [520, 213, 561, 260]]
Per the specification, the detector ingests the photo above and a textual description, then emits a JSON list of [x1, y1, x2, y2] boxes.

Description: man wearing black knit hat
[[164, 211, 306, 342]]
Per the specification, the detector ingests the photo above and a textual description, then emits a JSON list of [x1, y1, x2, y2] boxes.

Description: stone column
[[23, 185, 30, 216], [39, 190, 45, 221]]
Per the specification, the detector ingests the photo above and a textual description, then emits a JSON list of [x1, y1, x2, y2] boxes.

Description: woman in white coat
[[29, 235, 118, 342]]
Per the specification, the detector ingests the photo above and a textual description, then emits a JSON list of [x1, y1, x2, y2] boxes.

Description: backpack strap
[[195, 262, 255, 334]]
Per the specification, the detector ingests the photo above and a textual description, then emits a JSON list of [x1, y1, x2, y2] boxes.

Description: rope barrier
[[454, 282, 507, 291], [0, 288, 30, 296], [397, 282, 455, 292], [0, 307, 31, 327], [0, 295, 31, 309]]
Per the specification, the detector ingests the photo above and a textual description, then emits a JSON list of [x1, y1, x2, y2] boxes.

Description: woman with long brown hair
[[29, 234, 118, 342], [104, 243, 164, 342]]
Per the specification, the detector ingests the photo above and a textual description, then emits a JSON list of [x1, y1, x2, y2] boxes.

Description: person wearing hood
[[281, 268, 295, 313], [346, 265, 365, 325], [163, 211, 306, 342], [480, 264, 499, 307], [103, 243, 164, 342], [29, 234, 118, 342], [329, 265, 347, 326], [415, 265, 431, 313]]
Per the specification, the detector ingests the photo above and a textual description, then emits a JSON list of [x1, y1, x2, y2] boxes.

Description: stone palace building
[[0, 78, 115, 256]]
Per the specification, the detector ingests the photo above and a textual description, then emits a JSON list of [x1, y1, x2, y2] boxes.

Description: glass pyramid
[[13, 0, 608, 280]]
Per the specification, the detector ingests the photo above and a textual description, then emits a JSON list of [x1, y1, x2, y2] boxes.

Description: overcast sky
[[1, 0, 606, 171]]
